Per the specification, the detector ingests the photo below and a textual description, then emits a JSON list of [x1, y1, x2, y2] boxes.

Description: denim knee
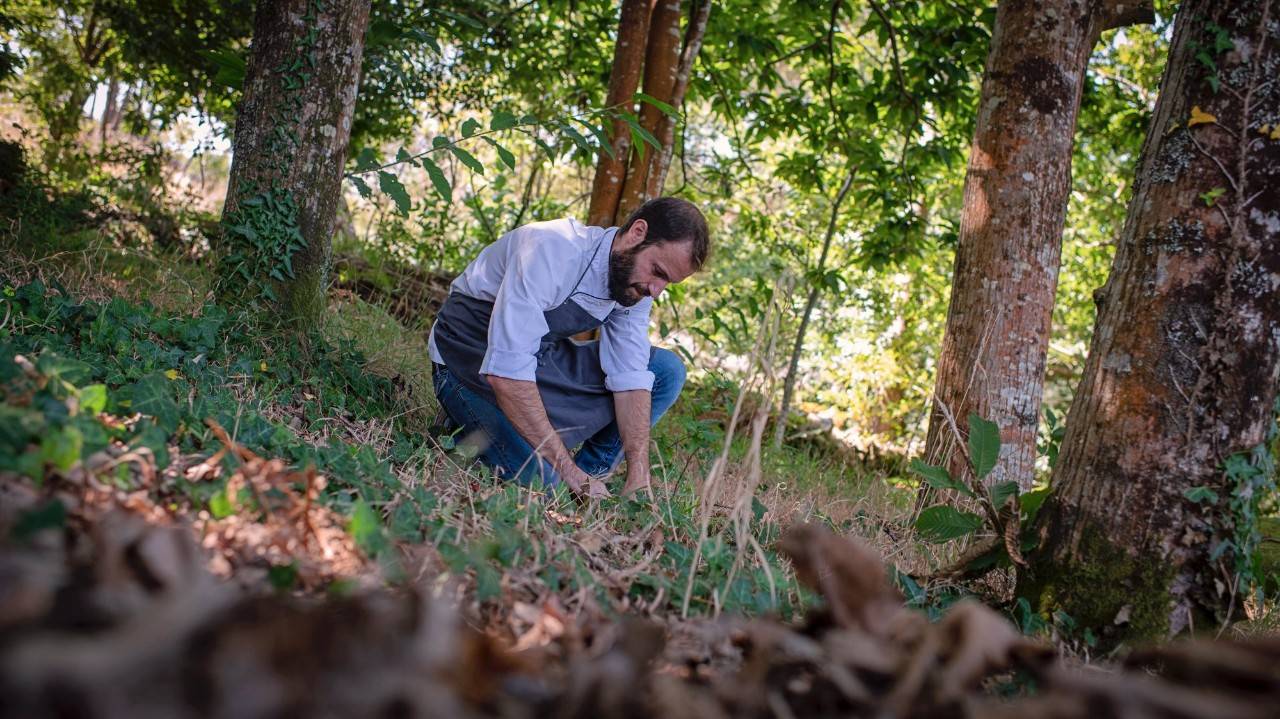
[[649, 347, 686, 410]]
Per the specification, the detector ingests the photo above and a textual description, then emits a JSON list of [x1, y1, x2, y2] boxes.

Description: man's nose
[[649, 280, 667, 297]]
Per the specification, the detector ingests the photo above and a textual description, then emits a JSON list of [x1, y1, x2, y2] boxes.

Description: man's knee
[[649, 347, 686, 402]]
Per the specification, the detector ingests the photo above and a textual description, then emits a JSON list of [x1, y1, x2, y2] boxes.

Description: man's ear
[[630, 219, 647, 244]]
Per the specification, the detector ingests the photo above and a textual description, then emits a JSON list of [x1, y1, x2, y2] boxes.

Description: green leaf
[[490, 110, 519, 131], [908, 458, 974, 497], [420, 157, 452, 202], [37, 354, 93, 388], [448, 145, 485, 174], [79, 384, 107, 414], [968, 414, 1001, 479], [461, 117, 481, 137], [129, 373, 181, 433], [1184, 486, 1219, 504], [532, 135, 557, 160], [557, 121, 594, 155], [990, 480, 1020, 509], [619, 111, 661, 153], [436, 8, 485, 30], [1199, 187, 1226, 206], [349, 174, 372, 199], [200, 48, 246, 90], [629, 125, 646, 160], [575, 119, 616, 159], [209, 488, 234, 519], [481, 137, 517, 170], [915, 505, 984, 543], [1019, 486, 1051, 522], [395, 146, 417, 166], [636, 91, 679, 118], [349, 499, 388, 555], [377, 171, 412, 216], [353, 147, 380, 172], [40, 425, 83, 472]]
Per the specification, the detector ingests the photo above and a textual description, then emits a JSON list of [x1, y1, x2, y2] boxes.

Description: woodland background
[[0, 0, 1278, 716]]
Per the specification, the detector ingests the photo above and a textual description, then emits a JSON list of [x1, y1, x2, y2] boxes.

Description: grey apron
[[432, 240, 619, 448]]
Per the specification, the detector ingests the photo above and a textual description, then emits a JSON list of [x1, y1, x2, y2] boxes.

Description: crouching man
[[429, 197, 710, 498]]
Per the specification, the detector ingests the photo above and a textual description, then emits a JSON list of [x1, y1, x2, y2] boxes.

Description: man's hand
[[486, 376, 610, 499], [562, 464, 611, 499], [621, 466, 651, 497]]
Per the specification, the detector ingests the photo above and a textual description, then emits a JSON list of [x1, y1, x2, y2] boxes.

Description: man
[[429, 196, 709, 498]]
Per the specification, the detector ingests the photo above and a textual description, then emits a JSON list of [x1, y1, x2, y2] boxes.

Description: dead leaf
[[1188, 105, 1217, 127]]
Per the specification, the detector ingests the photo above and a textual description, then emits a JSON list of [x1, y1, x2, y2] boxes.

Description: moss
[[1258, 517, 1280, 596], [1023, 523, 1175, 647]]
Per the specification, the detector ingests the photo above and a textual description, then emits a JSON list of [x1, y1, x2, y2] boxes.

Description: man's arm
[[613, 389, 652, 495], [487, 376, 604, 497]]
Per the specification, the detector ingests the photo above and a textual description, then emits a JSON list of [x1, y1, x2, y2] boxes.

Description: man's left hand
[[621, 467, 651, 497]]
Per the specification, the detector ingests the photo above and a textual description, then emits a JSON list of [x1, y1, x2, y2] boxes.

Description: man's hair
[[618, 197, 710, 271]]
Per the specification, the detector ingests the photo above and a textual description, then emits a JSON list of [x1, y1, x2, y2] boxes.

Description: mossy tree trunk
[[219, 0, 371, 328], [920, 0, 1153, 495], [1025, 0, 1280, 643]]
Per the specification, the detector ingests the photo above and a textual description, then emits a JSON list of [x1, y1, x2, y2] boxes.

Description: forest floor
[[2, 187, 1279, 717]]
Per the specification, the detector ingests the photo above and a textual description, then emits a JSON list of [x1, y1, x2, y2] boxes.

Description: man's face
[[608, 239, 697, 307]]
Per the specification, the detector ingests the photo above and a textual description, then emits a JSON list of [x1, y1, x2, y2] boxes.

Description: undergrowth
[[0, 276, 818, 621]]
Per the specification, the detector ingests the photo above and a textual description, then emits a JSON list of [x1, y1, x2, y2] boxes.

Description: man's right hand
[[561, 464, 611, 499]]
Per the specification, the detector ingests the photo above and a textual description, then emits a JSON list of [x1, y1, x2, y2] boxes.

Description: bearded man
[[429, 196, 709, 498]]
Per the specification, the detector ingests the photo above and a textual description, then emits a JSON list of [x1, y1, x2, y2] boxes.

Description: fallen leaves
[[2, 487, 1278, 718]]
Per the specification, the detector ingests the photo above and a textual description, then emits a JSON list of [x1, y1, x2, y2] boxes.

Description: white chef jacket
[[428, 218, 656, 393]]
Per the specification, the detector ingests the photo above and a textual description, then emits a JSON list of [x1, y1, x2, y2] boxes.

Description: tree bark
[[615, 0, 684, 223], [775, 169, 855, 449], [643, 0, 710, 199], [1024, 0, 1280, 644], [99, 77, 120, 150], [921, 0, 1153, 495], [586, 0, 653, 227], [220, 0, 370, 327]]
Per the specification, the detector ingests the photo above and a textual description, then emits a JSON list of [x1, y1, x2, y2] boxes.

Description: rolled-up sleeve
[[600, 298, 655, 392], [479, 235, 564, 382]]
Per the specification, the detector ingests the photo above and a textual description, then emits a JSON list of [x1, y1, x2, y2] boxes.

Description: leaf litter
[[2, 453, 1278, 718]]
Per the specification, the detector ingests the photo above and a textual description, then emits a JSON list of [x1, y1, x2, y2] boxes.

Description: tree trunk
[[615, 0, 683, 223], [1024, 0, 1280, 644], [220, 0, 370, 327], [586, 0, 653, 227], [921, 0, 1153, 495], [643, 0, 710, 199], [99, 77, 120, 149], [775, 170, 855, 449]]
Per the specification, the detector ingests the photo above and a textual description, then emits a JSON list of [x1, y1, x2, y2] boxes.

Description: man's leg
[[432, 363, 561, 487], [574, 347, 686, 476]]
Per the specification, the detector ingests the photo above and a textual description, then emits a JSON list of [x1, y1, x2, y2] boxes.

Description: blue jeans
[[432, 348, 686, 487]]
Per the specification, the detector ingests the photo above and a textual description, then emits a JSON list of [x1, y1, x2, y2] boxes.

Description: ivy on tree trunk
[[219, 0, 371, 329]]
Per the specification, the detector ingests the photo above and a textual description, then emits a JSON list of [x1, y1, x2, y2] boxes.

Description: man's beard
[[608, 245, 645, 306]]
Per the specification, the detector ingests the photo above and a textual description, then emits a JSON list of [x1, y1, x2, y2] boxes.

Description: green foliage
[[916, 505, 983, 543], [345, 105, 665, 218], [0, 279, 401, 497], [218, 188, 307, 303], [0, 279, 804, 618], [967, 414, 1000, 480], [909, 458, 972, 497]]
